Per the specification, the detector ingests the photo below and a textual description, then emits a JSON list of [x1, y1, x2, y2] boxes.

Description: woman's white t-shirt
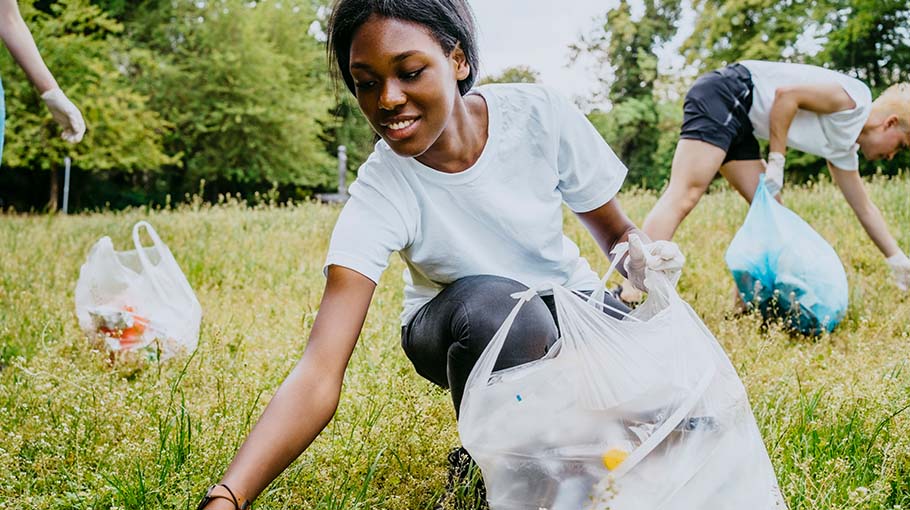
[[325, 83, 628, 324], [742, 60, 873, 170]]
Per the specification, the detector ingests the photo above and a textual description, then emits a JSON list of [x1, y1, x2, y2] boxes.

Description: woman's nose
[[379, 82, 406, 111]]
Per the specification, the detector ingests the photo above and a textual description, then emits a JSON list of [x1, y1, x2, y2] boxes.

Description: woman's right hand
[[624, 234, 686, 291], [203, 265, 376, 505]]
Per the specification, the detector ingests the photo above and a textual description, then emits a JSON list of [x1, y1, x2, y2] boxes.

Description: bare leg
[[641, 139, 728, 241], [621, 140, 727, 303], [718, 159, 766, 203]]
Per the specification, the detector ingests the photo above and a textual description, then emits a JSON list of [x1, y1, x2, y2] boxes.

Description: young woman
[[621, 61, 910, 303], [195, 1, 684, 508]]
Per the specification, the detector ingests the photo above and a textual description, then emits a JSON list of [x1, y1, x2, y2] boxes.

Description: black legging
[[401, 274, 630, 414]]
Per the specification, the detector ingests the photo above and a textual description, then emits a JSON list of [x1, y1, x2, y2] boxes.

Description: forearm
[[575, 201, 640, 279], [829, 162, 903, 258], [604, 225, 639, 260], [0, 7, 58, 93], [216, 358, 342, 505], [853, 201, 902, 258]]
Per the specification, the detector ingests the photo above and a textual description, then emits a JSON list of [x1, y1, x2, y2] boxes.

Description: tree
[[132, 0, 337, 196], [681, 0, 809, 73], [0, 0, 177, 210], [818, 0, 910, 173], [572, 0, 681, 188], [816, 0, 910, 88], [478, 65, 540, 85]]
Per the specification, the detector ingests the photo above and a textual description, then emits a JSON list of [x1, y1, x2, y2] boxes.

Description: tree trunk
[[48, 168, 59, 212]]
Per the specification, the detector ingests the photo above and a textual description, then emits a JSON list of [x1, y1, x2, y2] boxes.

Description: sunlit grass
[[1, 175, 909, 509]]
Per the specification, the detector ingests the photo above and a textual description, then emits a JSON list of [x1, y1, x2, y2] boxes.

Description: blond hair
[[871, 83, 910, 131]]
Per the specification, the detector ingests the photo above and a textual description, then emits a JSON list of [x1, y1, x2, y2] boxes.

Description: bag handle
[[590, 241, 680, 310], [460, 283, 551, 417], [588, 244, 627, 306], [131, 221, 197, 305], [132, 220, 167, 269]]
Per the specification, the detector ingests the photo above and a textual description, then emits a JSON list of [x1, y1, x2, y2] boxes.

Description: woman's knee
[[445, 275, 558, 369], [448, 275, 552, 337], [664, 179, 707, 216]]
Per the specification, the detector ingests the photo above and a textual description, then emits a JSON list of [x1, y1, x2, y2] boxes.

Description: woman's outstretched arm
[[202, 265, 376, 509]]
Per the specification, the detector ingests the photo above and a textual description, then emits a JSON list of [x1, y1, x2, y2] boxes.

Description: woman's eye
[[402, 68, 424, 80], [354, 80, 376, 90]]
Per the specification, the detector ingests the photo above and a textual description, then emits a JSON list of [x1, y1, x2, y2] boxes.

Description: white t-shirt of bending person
[[324, 83, 628, 324], [742, 60, 873, 170]]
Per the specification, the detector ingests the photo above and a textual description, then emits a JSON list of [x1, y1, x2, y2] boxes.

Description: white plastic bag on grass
[[458, 250, 786, 510], [75, 221, 201, 361]]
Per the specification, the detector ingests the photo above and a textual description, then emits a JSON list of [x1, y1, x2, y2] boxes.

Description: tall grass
[[1, 176, 909, 509]]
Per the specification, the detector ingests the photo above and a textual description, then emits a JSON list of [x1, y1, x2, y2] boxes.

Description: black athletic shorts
[[680, 63, 761, 163]]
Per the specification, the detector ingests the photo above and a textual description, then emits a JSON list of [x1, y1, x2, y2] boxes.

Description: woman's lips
[[384, 117, 420, 141]]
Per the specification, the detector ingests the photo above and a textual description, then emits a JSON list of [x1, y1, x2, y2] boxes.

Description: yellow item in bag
[[602, 448, 629, 471]]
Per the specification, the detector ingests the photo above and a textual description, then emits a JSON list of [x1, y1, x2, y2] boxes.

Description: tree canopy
[[1, 0, 907, 209]]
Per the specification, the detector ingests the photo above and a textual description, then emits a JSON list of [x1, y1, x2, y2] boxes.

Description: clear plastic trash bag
[[458, 252, 786, 510], [725, 175, 848, 335], [75, 221, 202, 361]]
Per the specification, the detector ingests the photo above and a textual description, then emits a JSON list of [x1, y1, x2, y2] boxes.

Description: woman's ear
[[886, 114, 901, 129], [451, 43, 470, 81]]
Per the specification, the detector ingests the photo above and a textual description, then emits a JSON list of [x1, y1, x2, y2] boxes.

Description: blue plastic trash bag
[[725, 175, 848, 335]]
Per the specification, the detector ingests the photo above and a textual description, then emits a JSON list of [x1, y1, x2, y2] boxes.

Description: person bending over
[[621, 61, 910, 303]]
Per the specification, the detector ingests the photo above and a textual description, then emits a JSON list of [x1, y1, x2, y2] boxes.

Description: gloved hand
[[623, 234, 686, 292], [764, 152, 785, 195], [40, 88, 86, 143], [886, 252, 910, 291]]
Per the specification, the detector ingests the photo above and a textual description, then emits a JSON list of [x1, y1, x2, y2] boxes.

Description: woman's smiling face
[[349, 15, 469, 158]]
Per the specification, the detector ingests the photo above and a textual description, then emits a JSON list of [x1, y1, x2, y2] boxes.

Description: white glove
[[886, 252, 910, 291], [40, 87, 86, 143], [764, 152, 785, 195], [623, 234, 686, 292]]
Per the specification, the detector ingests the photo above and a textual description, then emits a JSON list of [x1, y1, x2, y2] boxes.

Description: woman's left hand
[[623, 234, 685, 291]]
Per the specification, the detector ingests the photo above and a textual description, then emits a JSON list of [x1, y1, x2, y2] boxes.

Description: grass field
[[2, 175, 910, 509]]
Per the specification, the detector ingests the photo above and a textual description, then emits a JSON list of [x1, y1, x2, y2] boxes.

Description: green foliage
[[324, 93, 376, 178], [816, 0, 910, 176], [574, 0, 681, 189], [0, 0, 176, 173], [587, 97, 682, 189], [132, 0, 336, 192], [816, 0, 910, 89], [478, 65, 540, 85], [682, 0, 809, 72]]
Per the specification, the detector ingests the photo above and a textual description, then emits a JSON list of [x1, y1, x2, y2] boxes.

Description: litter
[[75, 221, 202, 361]]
